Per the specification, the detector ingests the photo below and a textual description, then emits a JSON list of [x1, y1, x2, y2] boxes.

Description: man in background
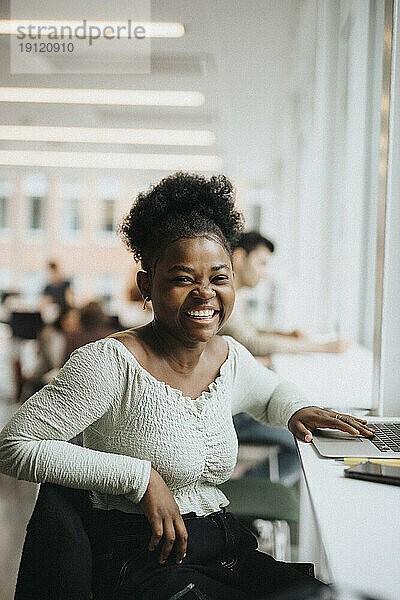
[[222, 231, 347, 357], [41, 261, 74, 313], [221, 232, 347, 485]]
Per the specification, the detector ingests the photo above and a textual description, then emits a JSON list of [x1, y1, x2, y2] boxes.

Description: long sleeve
[[228, 337, 314, 426], [0, 339, 151, 503]]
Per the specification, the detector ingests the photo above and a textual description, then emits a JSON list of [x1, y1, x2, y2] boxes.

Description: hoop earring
[[142, 296, 150, 310]]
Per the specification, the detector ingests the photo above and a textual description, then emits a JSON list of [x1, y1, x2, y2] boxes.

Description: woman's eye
[[174, 276, 193, 283], [173, 275, 228, 284]]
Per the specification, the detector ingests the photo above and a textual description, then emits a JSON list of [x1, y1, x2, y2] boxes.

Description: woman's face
[[150, 236, 235, 345]]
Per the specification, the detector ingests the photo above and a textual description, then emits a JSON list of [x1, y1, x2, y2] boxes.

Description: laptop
[[312, 416, 400, 458]]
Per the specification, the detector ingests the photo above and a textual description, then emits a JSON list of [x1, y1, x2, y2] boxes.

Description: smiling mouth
[[184, 309, 220, 322]]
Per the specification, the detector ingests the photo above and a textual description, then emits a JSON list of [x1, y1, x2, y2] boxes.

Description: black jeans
[[89, 508, 324, 600]]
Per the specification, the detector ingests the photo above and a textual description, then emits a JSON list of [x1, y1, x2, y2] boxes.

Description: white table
[[297, 438, 400, 600], [273, 343, 373, 410], [273, 345, 399, 598]]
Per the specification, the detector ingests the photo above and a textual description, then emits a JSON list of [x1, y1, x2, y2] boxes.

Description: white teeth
[[187, 310, 215, 317]]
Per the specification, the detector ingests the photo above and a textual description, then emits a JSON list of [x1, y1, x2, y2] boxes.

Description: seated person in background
[[20, 307, 80, 401], [64, 300, 118, 360], [21, 302, 117, 401], [220, 231, 348, 357], [41, 260, 75, 314], [220, 232, 347, 486]]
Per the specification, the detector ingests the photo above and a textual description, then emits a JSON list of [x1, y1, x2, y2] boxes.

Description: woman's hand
[[288, 406, 375, 442], [139, 467, 188, 565]]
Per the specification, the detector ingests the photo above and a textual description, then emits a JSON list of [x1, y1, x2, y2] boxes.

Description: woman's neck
[[145, 320, 207, 374]]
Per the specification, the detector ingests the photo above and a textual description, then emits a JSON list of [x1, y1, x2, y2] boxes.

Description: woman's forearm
[[0, 339, 151, 503], [0, 431, 151, 502]]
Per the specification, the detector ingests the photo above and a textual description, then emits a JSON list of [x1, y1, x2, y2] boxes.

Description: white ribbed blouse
[[0, 336, 311, 516]]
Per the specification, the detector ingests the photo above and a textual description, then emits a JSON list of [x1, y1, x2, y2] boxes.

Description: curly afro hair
[[119, 172, 244, 273]]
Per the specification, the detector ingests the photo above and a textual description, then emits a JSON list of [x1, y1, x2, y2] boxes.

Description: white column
[[378, 0, 400, 416]]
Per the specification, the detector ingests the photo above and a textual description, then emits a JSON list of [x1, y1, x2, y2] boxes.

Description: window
[[374, 0, 400, 416], [62, 180, 82, 234], [97, 177, 120, 236], [29, 196, 43, 230], [268, 2, 384, 346], [96, 274, 120, 309], [67, 198, 80, 232], [102, 198, 115, 232], [0, 196, 7, 230], [0, 180, 10, 230], [22, 174, 48, 233]]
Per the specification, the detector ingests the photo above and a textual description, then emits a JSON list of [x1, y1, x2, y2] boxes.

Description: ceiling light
[[0, 150, 223, 171], [0, 126, 215, 146], [0, 20, 184, 38], [0, 88, 205, 106]]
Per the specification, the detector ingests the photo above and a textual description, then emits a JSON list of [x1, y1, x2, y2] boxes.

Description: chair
[[231, 413, 303, 560], [10, 312, 44, 401], [14, 483, 93, 600], [233, 413, 301, 485], [234, 443, 281, 482], [10, 311, 43, 340], [219, 478, 300, 562], [15, 483, 313, 599]]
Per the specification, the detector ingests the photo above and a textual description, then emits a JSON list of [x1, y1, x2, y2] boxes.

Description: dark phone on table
[[344, 462, 400, 486]]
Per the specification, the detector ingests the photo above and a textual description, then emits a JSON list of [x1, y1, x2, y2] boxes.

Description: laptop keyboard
[[367, 423, 400, 452]]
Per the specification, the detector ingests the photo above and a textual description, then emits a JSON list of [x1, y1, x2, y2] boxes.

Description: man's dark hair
[[235, 231, 275, 254], [119, 172, 244, 273]]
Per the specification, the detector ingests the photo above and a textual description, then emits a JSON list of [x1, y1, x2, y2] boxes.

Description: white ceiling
[[0, 0, 304, 185]]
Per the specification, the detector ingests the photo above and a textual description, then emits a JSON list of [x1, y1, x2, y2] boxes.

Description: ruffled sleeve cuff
[[124, 458, 152, 504]]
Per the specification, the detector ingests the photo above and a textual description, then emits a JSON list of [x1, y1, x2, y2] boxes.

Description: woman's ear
[[136, 270, 151, 300]]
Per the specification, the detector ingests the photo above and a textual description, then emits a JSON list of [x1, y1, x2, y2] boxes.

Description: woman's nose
[[191, 283, 216, 299]]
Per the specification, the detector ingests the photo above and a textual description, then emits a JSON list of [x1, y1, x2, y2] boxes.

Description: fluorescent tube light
[[0, 88, 204, 106], [0, 20, 185, 38], [0, 150, 223, 171], [0, 126, 216, 146]]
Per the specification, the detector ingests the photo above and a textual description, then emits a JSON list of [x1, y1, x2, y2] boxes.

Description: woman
[[63, 300, 119, 360], [0, 173, 374, 600]]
